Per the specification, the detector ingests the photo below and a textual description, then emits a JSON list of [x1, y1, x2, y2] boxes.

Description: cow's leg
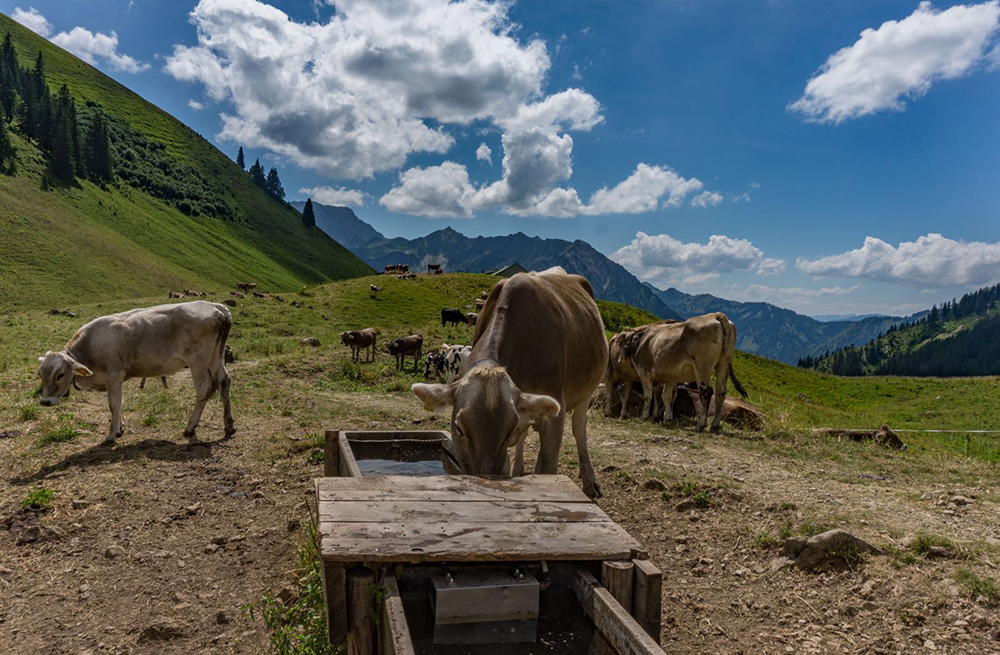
[[139, 377, 146, 390], [184, 367, 218, 438], [571, 400, 601, 499], [661, 383, 677, 423], [104, 376, 125, 445], [161, 376, 168, 389], [693, 362, 711, 432], [511, 435, 526, 477], [219, 365, 236, 438], [710, 360, 729, 433], [638, 372, 654, 420], [618, 380, 632, 419], [534, 408, 566, 475]]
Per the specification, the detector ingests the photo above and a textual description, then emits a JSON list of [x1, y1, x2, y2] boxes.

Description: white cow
[[37, 301, 236, 444]]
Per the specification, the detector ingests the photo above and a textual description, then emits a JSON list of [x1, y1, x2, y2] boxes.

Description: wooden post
[[572, 567, 664, 655], [632, 558, 662, 644], [347, 568, 376, 655], [380, 575, 416, 655], [324, 430, 340, 477], [339, 434, 363, 478], [322, 562, 347, 645], [602, 560, 634, 614]]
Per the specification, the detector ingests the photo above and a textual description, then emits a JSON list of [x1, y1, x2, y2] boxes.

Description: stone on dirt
[[105, 545, 125, 559], [72, 499, 91, 510], [771, 529, 881, 571], [643, 478, 668, 491], [138, 619, 188, 642], [216, 611, 231, 625], [674, 499, 699, 512]]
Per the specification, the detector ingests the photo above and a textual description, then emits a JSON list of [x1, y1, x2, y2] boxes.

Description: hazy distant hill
[[290, 201, 383, 250], [354, 227, 680, 319], [812, 313, 887, 322], [646, 284, 909, 364]]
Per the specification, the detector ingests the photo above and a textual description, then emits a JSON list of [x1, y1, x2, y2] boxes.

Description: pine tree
[[249, 158, 266, 188], [49, 91, 75, 180], [302, 198, 316, 228], [266, 167, 284, 200], [0, 60, 14, 124], [84, 110, 114, 182], [236, 146, 245, 170], [0, 116, 13, 169]]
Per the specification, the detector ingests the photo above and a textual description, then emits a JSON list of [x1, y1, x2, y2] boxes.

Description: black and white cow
[[424, 345, 471, 383]]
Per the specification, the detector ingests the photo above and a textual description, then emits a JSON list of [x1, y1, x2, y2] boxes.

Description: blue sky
[[4, 0, 999, 316]]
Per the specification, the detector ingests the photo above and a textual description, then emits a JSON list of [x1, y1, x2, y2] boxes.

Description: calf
[[441, 308, 465, 327], [413, 268, 607, 498], [341, 328, 378, 362], [37, 301, 235, 444], [424, 345, 471, 383], [465, 312, 478, 327], [387, 334, 423, 372], [236, 282, 257, 292]]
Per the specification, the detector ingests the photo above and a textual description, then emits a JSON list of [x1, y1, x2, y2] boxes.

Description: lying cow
[[623, 312, 747, 432], [441, 308, 465, 327], [341, 328, 378, 362], [413, 267, 607, 498], [387, 334, 423, 372], [815, 425, 906, 450], [465, 312, 478, 327], [425, 345, 471, 383], [37, 301, 235, 444], [236, 282, 257, 292]]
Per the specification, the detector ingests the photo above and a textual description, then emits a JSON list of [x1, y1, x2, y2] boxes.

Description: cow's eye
[[453, 424, 465, 439], [56, 372, 64, 380]]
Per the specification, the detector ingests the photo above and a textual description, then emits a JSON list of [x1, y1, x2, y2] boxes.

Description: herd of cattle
[[35, 268, 760, 495]]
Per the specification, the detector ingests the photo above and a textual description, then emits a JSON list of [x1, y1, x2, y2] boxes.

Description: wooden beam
[[324, 430, 341, 477], [602, 560, 634, 614], [632, 558, 662, 645], [572, 568, 666, 655], [321, 562, 347, 646], [379, 575, 415, 655], [317, 500, 612, 524], [347, 568, 376, 655], [339, 433, 363, 479]]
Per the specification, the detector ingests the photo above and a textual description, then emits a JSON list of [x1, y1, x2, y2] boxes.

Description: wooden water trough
[[314, 429, 665, 655]]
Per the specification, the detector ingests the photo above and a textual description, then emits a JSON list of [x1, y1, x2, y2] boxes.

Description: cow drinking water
[[36, 301, 236, 444]]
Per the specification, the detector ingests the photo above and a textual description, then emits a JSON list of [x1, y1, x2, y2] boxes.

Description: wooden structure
[[315, 430, 665, 655]]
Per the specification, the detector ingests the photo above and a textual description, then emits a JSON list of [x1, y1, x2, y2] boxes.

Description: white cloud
[[691, 190, 723, 208], [300, 185, 367, 208], [188, 99, 205, 111], [588, 164, 704, 214], [51, 26, 150, 73], [610, 232, 768, 287], [796, 233, 1000, 287], [476, 142, 492, 164], [790, 1, 1000, 123], [757, 257, 787, 276], [12, 7, 52, 36], [168, 0, 712, 218], [725, 283, 863, 312]]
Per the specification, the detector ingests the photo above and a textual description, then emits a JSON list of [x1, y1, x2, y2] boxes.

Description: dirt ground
[[1, 371, 998, 654]]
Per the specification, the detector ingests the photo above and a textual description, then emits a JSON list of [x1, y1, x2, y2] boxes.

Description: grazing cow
[[465, 312, 478, 327], [36, 301, 235, 444], [341, 328, 378, 362], [168, 291, 183, 299], [424, 345, 471, 383], [236, 282, 257, 292], [441, 308, 466, 327], [622, 312, 747, 432], [413, 267, 607, 498], [369, 284, 384, 298], [230, 291, 246, 299], [427, 263, 442, 274], [139, 376, 168, 390], [387, 334, 424, 372], [252, 291, 267, 298]]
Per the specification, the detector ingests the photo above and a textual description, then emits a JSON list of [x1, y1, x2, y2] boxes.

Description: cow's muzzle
[[40, 397, 60, 407]]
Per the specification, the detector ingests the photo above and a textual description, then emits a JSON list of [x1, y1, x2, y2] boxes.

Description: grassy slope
[[0, 14, 371, 309]]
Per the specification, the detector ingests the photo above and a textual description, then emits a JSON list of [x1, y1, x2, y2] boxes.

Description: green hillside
[[0, 13, 371, 309]]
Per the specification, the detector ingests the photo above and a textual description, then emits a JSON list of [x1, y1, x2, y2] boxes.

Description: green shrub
[[22, 487, 55, 510]]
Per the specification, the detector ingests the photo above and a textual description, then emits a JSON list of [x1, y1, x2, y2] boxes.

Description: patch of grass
[[242, 520, 338, 655], [143, 415, 159, 427], [18, 404, 39, 422], [751, 531, 782, 549], [39, 416, 80, 445], [955, 568, 999, 602], [886, 546, 920, 569], [308, 449, 324, 465], [907, 532, 957, 557], [778, 518, 794, 540], [614, 470, 633, 486], [798, 520, 832, 537], [22, 486, 55, 510]]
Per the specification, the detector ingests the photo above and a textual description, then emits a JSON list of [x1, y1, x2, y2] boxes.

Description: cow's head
[[412, 366, 560, 475], [37, 351, 92, 406], [876, 424, 906, 451], [340, 331, 354, 346]]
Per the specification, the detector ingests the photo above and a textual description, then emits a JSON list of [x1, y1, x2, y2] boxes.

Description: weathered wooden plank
[[347, 568, 376, 655], [573, 568, 666, 655], [602, 560, 634, 614], [632, 559, 662, 645], [324, 430, 341, 478], [379, 575, 415, 655], [342, 430, 449, 442], [316, 474, 589, 504], [318, 500, 612, 524], [339, 434, 363, 479], [318, 522, 637, 563], [321, 562, 347, 645]]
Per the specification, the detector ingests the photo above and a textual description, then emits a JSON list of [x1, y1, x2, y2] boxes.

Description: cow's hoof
[[183, 429, 197, 438], [224, 426, 237, 439], [584, 480, 603, 499], [101, 438, 116, 447], [709, 424, 722, 434]]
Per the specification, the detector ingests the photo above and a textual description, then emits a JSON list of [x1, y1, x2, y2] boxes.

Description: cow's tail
[[715, 313, 748, 398]]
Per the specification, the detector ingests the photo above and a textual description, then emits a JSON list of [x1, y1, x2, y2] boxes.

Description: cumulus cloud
[[691, 190, 723, 208], [167, 0, 711, 217], [300, 185, 367, 208], [188, 99, 205, 111], [588, 164, 704, 213], [796, 233, 1000, 287], [49, 26, 150, 73], [12, 7, 52, 36], [476, 142, 492, 163], [757, 258, 787, 276], [610, 232, 770, 287], [790, 1, 1000, 123], [724, 283, 862, 311]]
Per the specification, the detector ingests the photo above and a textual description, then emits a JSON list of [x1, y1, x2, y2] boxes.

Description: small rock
[[0, 430, 23, 439], [0, 566, 14, 578], [251, 490, 265, 499], [211, 633, 227, 644], [950, 495, 972, 506], [138, 620, 188, 643], [172, 603, 191, 612], [247, 479, 264, 488], [105, 545, 125, 559], [771, 529, 881, 571], [276, 588, 295, 604], [300, 337, 321, 347], [211, 536, 228, 546], [72, 499, 91, 510], [216, 611, 231, 625], [643, 478, 668, 492], [204, 544, 220, 554], [674, 499, 699, 512], [185, 503, 201, 515]]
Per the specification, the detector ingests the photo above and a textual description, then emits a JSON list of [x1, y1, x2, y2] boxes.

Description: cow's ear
[[516, 392, 561, 423], [73, 363, 94, 377], [412, 383, 455, 413]]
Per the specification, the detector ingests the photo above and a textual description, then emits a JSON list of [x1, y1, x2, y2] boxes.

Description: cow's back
[[472, 271, 606, 407]]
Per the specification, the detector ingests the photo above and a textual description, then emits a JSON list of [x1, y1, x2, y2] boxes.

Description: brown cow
[[387, 334, 423, 372], [604, 320, 678, 419], [412, 267, 607, 498], [341, 328, 378, 362], [623, 312, 747, 432]]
